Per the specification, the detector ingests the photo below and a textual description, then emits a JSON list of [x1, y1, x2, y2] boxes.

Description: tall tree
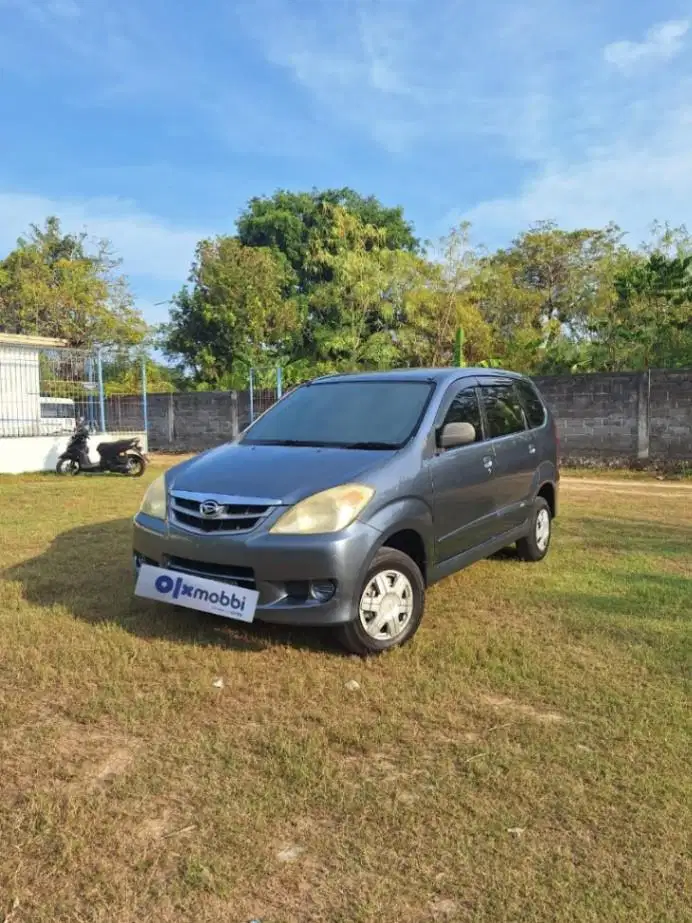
[[469, 221, 628, 371], [235, 191, 419, 379], [587, 250, 692, 370], [236, 187, 419, 294], [162, 236, 300, 387], [398, 224, 493, 368], [0, 217, 145, 348], [102, 353, 184, 395], [301, 206, 416, 371]]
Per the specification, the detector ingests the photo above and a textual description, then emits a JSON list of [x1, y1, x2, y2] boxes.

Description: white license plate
[[135, 564, 258, 623]]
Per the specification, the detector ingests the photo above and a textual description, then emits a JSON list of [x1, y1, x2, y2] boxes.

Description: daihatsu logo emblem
[[200, 500, 222, 518]]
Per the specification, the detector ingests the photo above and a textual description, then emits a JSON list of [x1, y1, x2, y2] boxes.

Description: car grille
[[165, 555, 256, 590], [169, 490, 276, 535]]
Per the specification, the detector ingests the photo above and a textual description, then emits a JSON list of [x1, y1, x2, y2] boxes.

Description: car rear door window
[[515, 379, 547, 429], [443, 387, 484, 443], [480, 383, 526, 438]]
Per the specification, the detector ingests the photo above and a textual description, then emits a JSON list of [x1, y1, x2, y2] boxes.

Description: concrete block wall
[[534, 369, 691, 465], [533, 372, 641, 460], [648, 370, 692, 460], [112, 390, 254, 453], [129, 369, 692, 465]]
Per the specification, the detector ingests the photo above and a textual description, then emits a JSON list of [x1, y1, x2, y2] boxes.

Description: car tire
[[516, 496, 552, 562], [336, 547, 426, 656]]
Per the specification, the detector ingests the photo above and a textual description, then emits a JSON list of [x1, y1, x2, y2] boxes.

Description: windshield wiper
[[340, 441, 400, 450], [246, 439, 334, 447], [245, 438, 399, 450]]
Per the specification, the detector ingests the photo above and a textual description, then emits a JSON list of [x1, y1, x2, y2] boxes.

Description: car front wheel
[[336, 547, 425, 655]]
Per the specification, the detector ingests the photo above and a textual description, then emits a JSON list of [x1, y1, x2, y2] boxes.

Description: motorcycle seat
[[98, 438, 139, 457]]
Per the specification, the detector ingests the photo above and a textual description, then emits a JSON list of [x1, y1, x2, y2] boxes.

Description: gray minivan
[[133, 369, 558, 654]]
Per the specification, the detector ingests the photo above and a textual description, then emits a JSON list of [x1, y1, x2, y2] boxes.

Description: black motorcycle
[[56, 422, 148, 477]]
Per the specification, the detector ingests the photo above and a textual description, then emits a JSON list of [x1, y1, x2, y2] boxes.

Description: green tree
[[0, 217, 145, 348], [469, 221, 628, 372], [587, 250, 692, 369], [301, 206, 417, 371], [164, 189, 421, 383], [101, 352, 185, 395], [162, 236, 300, 387], [237, 187, 419, 294], [398, 224, 493, 368]]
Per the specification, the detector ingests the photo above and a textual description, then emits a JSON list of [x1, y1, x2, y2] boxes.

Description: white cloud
[[0, 0, 319, 157], [438, 11, 692, 247], [235, 0, 427, 152], [603, 19, 689, 72], [234, 0, 589, 158], [462, 103, 692, 247], [0, 192, 207, 283], [3, 0, 692, 265]]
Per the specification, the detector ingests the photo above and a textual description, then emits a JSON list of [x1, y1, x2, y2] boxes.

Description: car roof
[[310, 367, 524, 385]]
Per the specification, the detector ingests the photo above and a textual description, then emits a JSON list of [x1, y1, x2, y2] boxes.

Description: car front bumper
[[132, 513, 381, 626]]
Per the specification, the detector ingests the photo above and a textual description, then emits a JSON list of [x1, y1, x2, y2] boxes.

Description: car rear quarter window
[[480, 383, 526, 438], [515, 379, 547, 429], [442, 387, 484, 443]]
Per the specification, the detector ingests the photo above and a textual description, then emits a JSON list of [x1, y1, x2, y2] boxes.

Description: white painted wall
[[0, 344, 41, 436], [0, 432, 148, 474]]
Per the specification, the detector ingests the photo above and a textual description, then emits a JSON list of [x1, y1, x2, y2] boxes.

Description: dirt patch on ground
[[479, 694, 566, 724], [87, 746, 135, 790], [137, 810, 172, 843], [562, 478, 692, 498], [49, 718, 140, 793]]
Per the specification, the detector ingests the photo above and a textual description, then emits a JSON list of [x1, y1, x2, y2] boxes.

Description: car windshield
[[242, 380, 435, 449]]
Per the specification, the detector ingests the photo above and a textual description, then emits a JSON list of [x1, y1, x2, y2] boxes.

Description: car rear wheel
[[336, 547, 425, 655], [516, 496, 552, 562]]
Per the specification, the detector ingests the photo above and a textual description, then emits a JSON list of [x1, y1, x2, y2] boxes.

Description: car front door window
[[441, 387, 484, 446]]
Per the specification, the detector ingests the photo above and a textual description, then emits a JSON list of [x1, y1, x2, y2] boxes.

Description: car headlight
[[139, 474, 167, 520], [270, 483, 374, 535]]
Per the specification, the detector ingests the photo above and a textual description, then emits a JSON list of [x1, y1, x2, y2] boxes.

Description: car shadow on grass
[[4, 518, 346, 656]]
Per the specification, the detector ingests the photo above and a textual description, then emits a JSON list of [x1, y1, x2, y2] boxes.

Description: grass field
[[0, 466, 690, 923]]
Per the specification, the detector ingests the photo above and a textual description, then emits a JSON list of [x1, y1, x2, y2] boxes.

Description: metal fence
[[0, 337, 148, 439], [248, 366, 284, 423]]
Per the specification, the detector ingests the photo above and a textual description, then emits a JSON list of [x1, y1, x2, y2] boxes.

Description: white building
[[0, 333, 147, 473], [0, 333, 69, 437]]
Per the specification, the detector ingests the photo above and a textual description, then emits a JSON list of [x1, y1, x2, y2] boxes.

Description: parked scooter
[[56, 419, 148, 477]]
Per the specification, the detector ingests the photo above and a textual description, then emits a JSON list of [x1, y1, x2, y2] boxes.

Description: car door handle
[[483, 456, 494, 471], [528, 444, 536, 455]]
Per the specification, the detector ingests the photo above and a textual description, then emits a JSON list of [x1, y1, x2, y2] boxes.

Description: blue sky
[[1, 0, 691, 325]]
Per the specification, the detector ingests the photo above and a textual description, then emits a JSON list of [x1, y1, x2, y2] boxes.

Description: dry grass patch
[[0, 470, 690, 922]]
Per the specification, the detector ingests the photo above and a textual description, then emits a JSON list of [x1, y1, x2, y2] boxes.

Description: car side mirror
[[438, 421, 477, 449]]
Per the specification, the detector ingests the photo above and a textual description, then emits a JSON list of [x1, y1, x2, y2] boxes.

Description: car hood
[[168, 443, 393, 505]]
